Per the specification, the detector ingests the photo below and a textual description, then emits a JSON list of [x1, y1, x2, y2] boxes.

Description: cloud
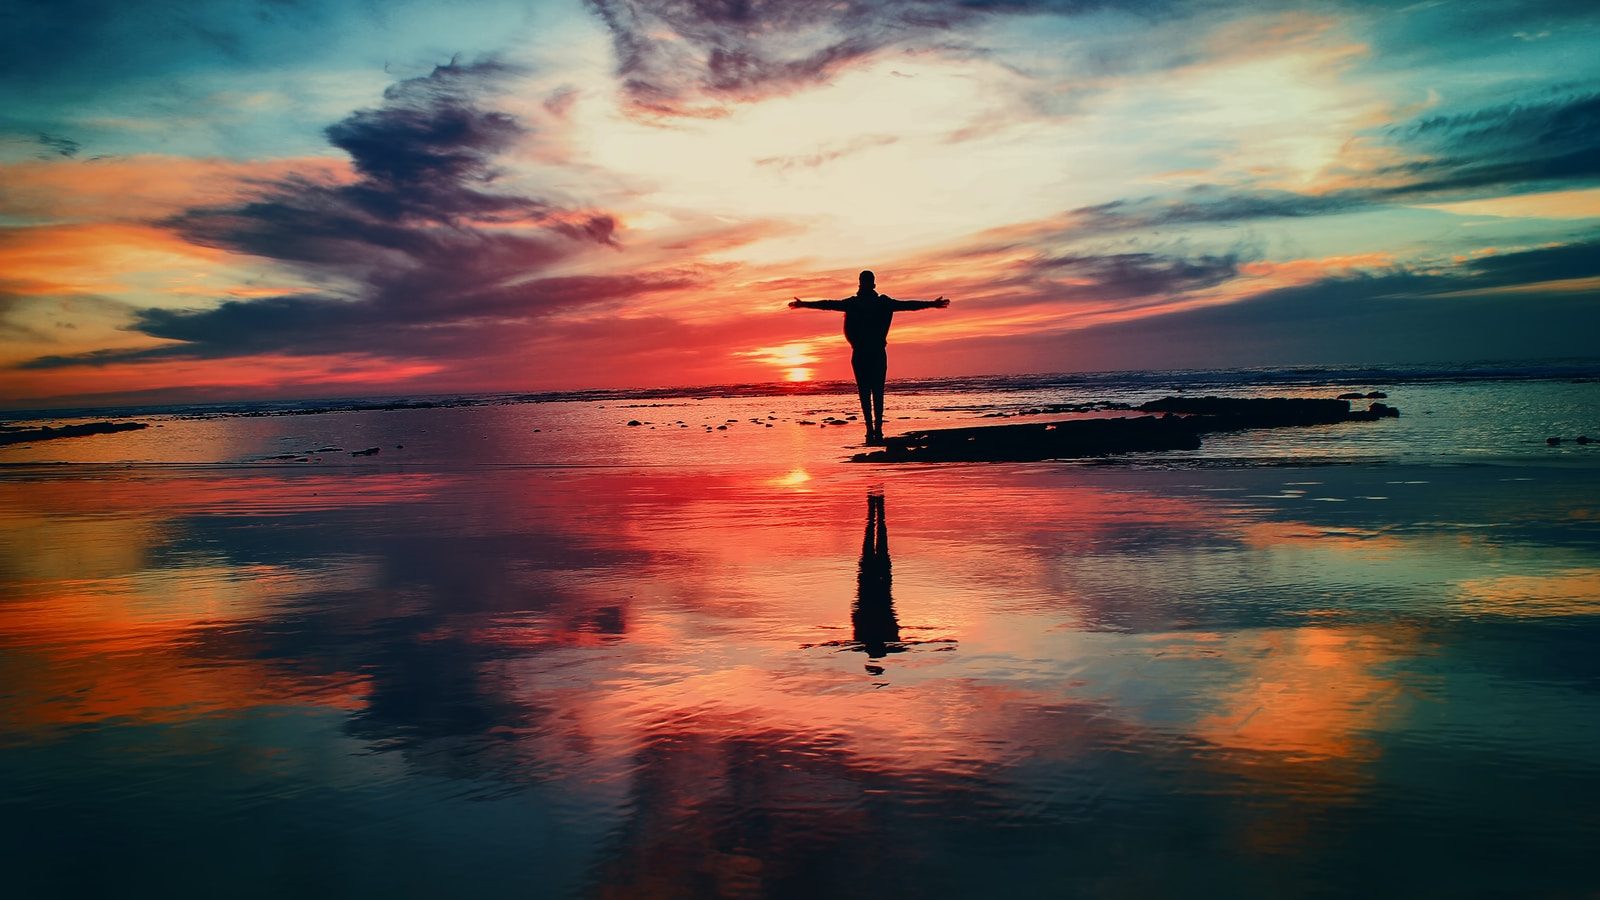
[[0, 155, 352, 223], [584, 0, 1184, 118], [20, 271, 698, 369], [1462, 239, 1600, 285], [971, 238, 1600, 373], [0, 293, 47, 341], [1073, 89, 1600, 232], [881, 213, 1252, 315], [1032, 251, 1242, 299], [754, 133, 898, 170], [34, 133, 80, 158], [1374, 90, 1600, 197], [25, 60, 652, 372], [1073, 188, 1362, 231]]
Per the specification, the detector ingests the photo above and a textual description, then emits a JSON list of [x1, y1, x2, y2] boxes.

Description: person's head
[[858, 270, 875, 294]]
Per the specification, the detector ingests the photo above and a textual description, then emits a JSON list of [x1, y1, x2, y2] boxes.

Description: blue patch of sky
[[0, 0, 591, 160]]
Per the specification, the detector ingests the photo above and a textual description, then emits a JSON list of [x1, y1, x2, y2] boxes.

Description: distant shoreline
[[3, 358, 1597, 423]]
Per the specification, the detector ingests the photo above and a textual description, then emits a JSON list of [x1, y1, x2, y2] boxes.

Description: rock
[[1366, 391, 1388, 399], [0, 420, 149, 446], [627, 420, 642, 426], [854, 416, 1203, 463], [717, 425, 728, 430], [351, 447, 380, 456], [1547, 437, 1562, 446], [1141, 396, 1358, 426], [1337, 392, 1365, 400], [858, 396, 1402, 464], [1578, 435, 1591, 445]]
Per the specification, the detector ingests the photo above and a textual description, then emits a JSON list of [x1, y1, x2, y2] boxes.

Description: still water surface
[[2, 378, 1599, 897]]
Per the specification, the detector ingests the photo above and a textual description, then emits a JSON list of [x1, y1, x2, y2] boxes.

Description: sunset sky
[[2, 0, 1598, 406]]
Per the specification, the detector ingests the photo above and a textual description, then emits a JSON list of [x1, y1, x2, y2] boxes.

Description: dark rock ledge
[[854, 397, 1398, 463], [0, 421, 149, 446]]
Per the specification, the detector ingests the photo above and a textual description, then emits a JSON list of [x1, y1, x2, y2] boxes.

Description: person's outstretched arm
[[789, 297, 849, 310], [888, 295, 950, 310]]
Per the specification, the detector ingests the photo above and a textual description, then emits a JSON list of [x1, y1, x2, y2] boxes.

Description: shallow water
[[2, 375, 1599, 897], [3, 374, 1598, 470]]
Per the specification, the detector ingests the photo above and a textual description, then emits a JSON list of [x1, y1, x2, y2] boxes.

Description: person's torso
[[842, 293, 893, 348]]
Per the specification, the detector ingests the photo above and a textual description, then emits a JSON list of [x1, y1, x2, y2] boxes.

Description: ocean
[[4, 360, 1599, 468], [2, 362, 1598, 898]]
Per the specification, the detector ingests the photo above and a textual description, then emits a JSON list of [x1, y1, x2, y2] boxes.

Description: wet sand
[[3, 432, 1599, 896]]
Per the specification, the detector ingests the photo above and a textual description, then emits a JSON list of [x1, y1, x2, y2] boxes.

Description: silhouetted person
[[853, 491, 900, 671], [789, 271, 950, 445]]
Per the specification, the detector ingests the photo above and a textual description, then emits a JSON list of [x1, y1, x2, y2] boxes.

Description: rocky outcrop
[[855, 397, 1400, 463], [0, 421, 148, 446]]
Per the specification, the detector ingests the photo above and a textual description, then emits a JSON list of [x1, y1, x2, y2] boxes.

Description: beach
[[3, 368, 1599, 897]]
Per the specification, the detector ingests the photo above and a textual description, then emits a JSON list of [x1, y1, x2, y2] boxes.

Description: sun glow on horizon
[[738, 341, 821, 383]]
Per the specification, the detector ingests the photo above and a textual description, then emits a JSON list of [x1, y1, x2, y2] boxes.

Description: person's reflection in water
[[854, 490, 902, 675]]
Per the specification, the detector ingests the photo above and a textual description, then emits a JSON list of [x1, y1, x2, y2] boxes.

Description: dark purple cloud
[[28, 60, 655, 370], [584, 0, 1184, 117], [929, 238, 1600, 374], [1034, 251, 1241, 299]]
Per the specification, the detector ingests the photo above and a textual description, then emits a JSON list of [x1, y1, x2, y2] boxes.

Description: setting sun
[[739, 341, 820, 384]]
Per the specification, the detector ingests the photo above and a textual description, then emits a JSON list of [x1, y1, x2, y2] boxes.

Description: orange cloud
[[1238, 252, 1395, 282], [0, 220, 325, 370], [0, 352, 446, 404], [0, 154, 352, 222], [0, 222, 229, 296], [1419, 187, 1600, 220]]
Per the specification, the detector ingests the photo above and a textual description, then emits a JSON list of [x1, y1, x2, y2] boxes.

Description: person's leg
[[872, 382, 885, 438], [851, 352, 874, 443], [856, 382, 874, 441], [869, 351, 888, 441]]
